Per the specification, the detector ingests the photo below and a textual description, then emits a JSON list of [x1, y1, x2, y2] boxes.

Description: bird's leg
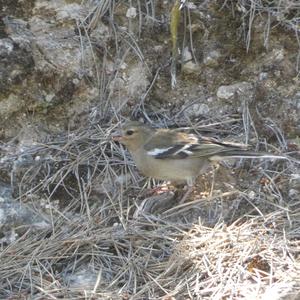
[[144, 181, 175, 196], [179, 178, 194, 204], [210, 162, 219, 196], [152, 181, 176, 194]]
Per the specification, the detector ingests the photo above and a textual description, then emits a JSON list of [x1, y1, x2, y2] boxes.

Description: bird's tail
[[209, 150, 287, 161]]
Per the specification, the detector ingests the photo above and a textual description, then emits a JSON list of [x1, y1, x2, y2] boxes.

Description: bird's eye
[[126, 130, 134, 136]]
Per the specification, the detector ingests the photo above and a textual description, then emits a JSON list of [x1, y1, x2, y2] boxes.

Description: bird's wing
[[144, 130, 245, 160]]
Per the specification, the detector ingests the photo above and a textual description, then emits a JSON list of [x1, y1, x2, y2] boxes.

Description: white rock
[[186, 2, 197, 9], [182, 47, 192, 62], [45, 93, 55, 102], [184, 103, 210, 117], [248, 190, 256, 199], [288, 189, 299, 198], [258, 72, 268, 81], [0, 39, 14, 55], [127, 63, 149, 97], [217, 82, 252, 100], [126, 7, 137, 18], [182, 61, 201, 74], [203, 50, 221, 67]]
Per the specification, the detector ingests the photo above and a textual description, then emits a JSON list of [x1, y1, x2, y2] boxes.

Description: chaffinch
[[113, 121, 281, 186]]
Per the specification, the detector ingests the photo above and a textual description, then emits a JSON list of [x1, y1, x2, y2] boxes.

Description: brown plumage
[[113, 121, 282, 186]]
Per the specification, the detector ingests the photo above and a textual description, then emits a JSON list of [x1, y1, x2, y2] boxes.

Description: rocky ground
[[0, 1, 300, 299]]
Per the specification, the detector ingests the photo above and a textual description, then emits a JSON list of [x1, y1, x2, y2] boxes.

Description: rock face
[[0, 1, 299, 139], [0, 5, 98, 138], [0, 1, 152, 139], [217, 82, 253, 100]]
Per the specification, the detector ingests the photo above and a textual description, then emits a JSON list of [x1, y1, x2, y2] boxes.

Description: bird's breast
[[131, 150, 210, 181]]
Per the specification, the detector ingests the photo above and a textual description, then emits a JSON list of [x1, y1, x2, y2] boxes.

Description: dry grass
[[1, 1, 300, 299], [224, 0, 300, 52], [0, 115, 299, 299]]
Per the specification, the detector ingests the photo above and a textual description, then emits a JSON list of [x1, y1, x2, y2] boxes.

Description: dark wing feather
[[190, 136, 249, 157], [144, 130, 199, 159], [144, 130, 251, 160], [153, 144, 191, 159]]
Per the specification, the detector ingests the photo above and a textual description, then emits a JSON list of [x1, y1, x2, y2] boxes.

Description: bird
[[113, 121, 283, 200]]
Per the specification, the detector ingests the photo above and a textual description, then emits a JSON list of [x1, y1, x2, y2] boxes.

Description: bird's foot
[[178, 185, 193, 204], [143, 182, 176, 196]]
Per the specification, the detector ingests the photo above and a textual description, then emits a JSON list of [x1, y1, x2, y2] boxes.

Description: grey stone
[[184, 103, 210, 118], [203, 49, 221, 67], [217, 82, 253, 100], [0, 181, 50, 244], [182, 61, 201, 74]]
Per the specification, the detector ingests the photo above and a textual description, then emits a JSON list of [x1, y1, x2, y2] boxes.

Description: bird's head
[[113, 121, 154, 151]]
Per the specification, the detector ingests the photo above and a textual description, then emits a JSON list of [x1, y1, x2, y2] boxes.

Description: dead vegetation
[[0, 0, 300, 299], [0, 110, 299, 299]]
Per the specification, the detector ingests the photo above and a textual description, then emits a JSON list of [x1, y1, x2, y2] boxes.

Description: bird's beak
[[111, 131, 124, 142], [112, 135, 123, 142]]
